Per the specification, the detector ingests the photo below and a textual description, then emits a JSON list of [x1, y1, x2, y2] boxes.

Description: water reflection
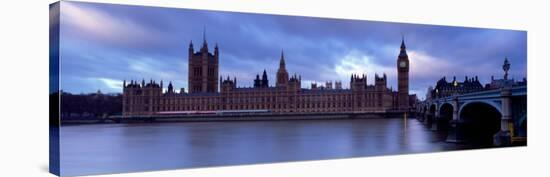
[[60, 118, 480, 176]]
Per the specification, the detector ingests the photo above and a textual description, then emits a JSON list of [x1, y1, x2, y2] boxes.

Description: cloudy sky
[[56, 1, 526, 100]]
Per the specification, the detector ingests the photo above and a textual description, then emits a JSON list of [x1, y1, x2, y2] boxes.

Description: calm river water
[[59, 118, 485, 176]]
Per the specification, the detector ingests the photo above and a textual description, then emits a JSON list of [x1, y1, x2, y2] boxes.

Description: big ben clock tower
[[397, 38, 409, 110]]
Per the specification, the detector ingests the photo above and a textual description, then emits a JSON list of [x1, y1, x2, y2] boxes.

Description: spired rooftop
[[122, 36, 413, 116]]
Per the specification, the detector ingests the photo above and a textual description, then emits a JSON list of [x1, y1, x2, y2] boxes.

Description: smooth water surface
[[60, 118, 481, 176]]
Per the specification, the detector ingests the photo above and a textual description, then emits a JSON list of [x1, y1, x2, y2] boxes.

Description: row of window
[[125, 106, 385, 114], [126, 93, 391, 105], [126, 96, 386, 105], [192, 67, 216, 77], [125, 99, 390, 112]]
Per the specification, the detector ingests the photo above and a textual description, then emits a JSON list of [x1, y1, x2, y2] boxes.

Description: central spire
[[203, 26, 206, 43], [276, 49, 289, 87]]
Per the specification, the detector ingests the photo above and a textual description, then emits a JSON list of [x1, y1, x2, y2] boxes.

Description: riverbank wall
[[61, 111, 414, 125]]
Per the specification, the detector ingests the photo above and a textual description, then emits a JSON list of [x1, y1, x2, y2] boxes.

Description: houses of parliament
[[122, 36, 413, 116]]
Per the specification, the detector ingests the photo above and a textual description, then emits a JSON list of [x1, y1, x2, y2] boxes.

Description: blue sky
[[57, 1, 527, 100]]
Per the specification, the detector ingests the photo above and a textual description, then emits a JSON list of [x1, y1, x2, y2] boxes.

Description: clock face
[[399, 61, 407, 68]]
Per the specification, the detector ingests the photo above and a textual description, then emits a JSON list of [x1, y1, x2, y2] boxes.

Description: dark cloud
[[59, 1, 527, 99]]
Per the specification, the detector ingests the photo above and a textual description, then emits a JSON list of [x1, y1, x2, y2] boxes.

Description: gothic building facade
[[428, 57, 527, 100], [122, 37, 411, 116], [188, 37, 219, 93], [430, 76, 485, 99]]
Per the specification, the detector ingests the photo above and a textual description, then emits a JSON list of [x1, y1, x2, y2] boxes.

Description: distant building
[[122, 35, 412, 116], [425, 86, 433, 101], [431, 75, 484, 98], [409, 94, 418, 110], [429, 57, 526, 99]]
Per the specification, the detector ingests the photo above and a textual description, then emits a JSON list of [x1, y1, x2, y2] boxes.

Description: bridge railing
[[420, 85, 526, 104]]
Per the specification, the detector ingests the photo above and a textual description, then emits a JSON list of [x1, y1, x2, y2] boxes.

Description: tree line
[[53, 91, 122, 119]]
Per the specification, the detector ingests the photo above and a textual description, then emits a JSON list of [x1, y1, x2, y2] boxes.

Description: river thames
[[59, 118, 489, 176]]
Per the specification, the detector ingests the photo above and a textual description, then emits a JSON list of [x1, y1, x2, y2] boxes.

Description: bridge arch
[[458, 101, 502, 145], [437, 103, 454, 132], [423, 105, 428, 114], [458, 100, 502, 117], [439, 102, 456, 112], [429, 104, 437, 113], [427, 104, 437, 127], [421, 104, 428, 113], [417, 105, 428, 122]]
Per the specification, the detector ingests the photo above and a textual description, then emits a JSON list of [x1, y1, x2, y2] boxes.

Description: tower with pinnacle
[[276, 50, 289, 87], [188, 28, 219, 93], [397, 37, 410, 110]]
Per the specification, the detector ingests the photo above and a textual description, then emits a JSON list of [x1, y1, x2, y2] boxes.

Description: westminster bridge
[[416, 85, 527, 146]]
